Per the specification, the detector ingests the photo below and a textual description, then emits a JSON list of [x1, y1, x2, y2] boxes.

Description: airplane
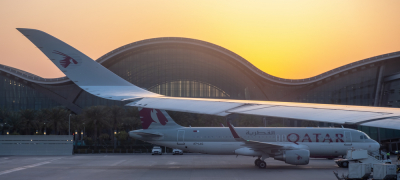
[[131, 108, 379, 168], [15, 28, 399, 168]]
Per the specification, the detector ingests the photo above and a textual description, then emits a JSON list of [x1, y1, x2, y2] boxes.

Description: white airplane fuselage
[[130, 127, 379, 156]]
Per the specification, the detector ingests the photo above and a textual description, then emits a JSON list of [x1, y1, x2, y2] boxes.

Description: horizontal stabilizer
[[131, 132, 163, 138]]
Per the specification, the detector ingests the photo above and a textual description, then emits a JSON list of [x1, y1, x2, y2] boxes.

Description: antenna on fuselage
[[341, 125, 344, 129]]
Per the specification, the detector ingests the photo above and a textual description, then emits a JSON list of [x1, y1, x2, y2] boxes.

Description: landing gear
[[340, 161, 348, 168], [254, 158, 266, 168], [258, 161, 267, 169]]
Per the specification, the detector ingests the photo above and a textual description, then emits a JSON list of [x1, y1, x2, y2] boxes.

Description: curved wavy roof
[[1, 37, 400, 85]]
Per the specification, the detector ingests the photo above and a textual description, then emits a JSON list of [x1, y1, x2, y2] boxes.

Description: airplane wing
[[128, 97, 400, 130], [227, 121, 308, 150], [17, 28, 400, 131], [227, 122, 283, 149]]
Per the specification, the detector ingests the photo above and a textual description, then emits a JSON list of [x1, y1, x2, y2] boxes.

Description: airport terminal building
[[1, 37, 400, 141]]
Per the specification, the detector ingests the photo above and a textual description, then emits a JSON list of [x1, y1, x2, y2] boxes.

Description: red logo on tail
[[53, 50, 78, 68], [139, 108, 168, 129]]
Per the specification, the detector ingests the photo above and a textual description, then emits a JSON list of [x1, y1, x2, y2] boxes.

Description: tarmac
[[0, 154, 389, 180]]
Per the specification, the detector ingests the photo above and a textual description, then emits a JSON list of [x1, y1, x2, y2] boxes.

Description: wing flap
[[361, 117, 400, 130], [228, 105, 389, 124]]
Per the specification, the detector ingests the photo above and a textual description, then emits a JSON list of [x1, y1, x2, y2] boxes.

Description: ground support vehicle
[[152, 146, 162, 155], [172, 149, 183, 155], [335, 149, 391, 168]]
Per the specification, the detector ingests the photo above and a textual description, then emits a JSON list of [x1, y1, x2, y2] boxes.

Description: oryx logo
[[52, 50, 79, 68], [296, 154, 302, 160], [139, 108, 168, 129]]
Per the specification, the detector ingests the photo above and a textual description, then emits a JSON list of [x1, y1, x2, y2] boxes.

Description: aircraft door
[[276, 135, 280, 142], [177, 130, 185, 145], [344, 131, 352, 146]]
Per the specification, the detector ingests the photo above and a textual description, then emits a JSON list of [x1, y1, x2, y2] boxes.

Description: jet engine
[[274, 149, 310, 165]]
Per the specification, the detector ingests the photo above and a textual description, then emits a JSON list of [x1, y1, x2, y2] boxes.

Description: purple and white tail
[[139, 108, 182, 129]]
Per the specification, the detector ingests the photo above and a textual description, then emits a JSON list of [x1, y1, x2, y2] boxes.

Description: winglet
[[227, 121, 240, 139], [17, 28, 160, 101]]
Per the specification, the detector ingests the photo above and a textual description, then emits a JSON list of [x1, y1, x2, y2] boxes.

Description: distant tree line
[[0, 106, 141, 147]]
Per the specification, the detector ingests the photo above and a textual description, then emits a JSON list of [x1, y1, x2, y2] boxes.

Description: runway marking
[[110, 160, 126, 166], [0, 161, 51, 176], [0, 157, 62, 176], [167, 161, 177, 165]]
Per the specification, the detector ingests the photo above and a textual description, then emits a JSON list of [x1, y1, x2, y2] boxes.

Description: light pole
[[44, 122, 46, 135], [83, 123, 85, 137], [68, 114, 72, 135], [114, 130, 117, 149]]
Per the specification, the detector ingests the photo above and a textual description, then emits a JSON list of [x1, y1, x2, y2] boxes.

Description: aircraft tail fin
[[139, 108, 182, 129]]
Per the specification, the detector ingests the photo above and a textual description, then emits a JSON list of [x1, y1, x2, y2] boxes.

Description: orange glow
[[0, 0, 400, 79]]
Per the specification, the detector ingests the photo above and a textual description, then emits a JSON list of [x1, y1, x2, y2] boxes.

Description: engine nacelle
[[274, 149, 310, 165], [234, 147, 262, 156]]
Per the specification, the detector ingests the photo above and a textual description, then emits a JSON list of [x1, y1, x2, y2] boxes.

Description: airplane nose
[[373, 142, 380, 151]]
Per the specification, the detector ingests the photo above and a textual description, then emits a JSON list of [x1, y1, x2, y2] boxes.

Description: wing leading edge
[[18, 28, 400, 131]]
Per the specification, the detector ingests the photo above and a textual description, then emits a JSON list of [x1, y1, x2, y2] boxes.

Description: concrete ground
[[0, 154, 362, 180]]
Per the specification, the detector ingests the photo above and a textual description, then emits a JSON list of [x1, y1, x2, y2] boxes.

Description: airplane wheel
[[255, 159, 261, 166], [258, 161, 267, 169], [341, 161, 348, 168]]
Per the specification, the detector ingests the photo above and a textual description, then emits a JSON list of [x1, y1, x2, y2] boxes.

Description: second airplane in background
[[130, 108, 379, 168]]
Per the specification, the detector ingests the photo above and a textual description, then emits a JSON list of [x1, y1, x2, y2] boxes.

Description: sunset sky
[[1, 0, 400, 79]]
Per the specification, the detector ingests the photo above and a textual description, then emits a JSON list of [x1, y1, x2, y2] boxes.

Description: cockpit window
[[364, 135, 369, 139], [360, 135, 364, 139]]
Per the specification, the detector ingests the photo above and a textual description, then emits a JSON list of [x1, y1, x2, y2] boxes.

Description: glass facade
[[107, 47, 267, 100], [0, 74, 61, 111], [295, 65, 379, 106]]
